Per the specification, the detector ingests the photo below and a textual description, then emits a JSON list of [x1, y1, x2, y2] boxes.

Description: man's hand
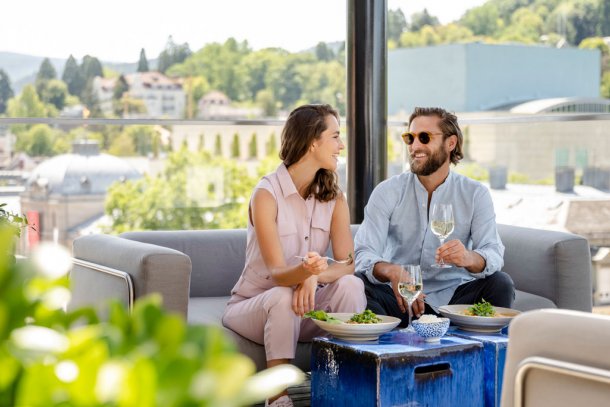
[[301, 252, 328, 276], [292, 275, 318, 316], [376, 263, 408, 313], [375, 262, 426, 317], [411, 293, 426, 318], [436, 239, 471, 268], [436, 240, 486, 273]]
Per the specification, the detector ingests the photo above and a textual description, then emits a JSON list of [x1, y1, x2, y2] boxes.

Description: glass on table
[[397, 264, 423, 332]]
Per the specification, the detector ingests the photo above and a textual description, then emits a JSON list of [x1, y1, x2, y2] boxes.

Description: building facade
[[19, 141, 141, 252], [388, 43, 601, 116]]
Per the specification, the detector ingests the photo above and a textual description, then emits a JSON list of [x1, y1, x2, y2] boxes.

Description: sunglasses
[[401, 131, 444, 145]]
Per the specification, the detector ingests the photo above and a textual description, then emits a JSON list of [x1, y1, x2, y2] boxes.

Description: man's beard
[[409, 146, 449, 176]]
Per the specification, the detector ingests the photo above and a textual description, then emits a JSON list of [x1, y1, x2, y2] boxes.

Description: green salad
[[304, 309, 382, 324], [465, 299, 497, 317], [347, 309, 382, 324], [303, 310, 343, 324]]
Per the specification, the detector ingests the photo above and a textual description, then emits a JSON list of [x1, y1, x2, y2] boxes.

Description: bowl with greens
[[438, 300, 520, 333], [304, 310, 400, 341]]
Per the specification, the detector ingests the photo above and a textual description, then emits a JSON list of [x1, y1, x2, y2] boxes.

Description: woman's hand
[[292, 275, 319, 316], [301, 252, 328, 276]]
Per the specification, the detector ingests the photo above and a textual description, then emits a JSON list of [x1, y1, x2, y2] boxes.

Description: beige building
[[93, 72, 186, 118], [19, 141, 141, 252], [462, 98, 610, 181]]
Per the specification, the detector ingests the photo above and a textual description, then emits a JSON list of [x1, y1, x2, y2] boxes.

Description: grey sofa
[[70, 224, 592, 372]]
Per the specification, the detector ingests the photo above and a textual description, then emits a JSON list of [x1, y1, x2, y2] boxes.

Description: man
[[354, 107, 514, 327]]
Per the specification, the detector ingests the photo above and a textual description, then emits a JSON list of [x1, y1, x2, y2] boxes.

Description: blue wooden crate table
[[448, 328, 509, 407], [311, 330, 485, 407]]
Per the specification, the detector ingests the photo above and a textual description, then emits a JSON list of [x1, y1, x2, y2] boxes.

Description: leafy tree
[[183, 76, 209, 118], [409, 9, 440, 32], [198, 133, 205, 151], [214, 134, 222, 156], [7, 85, 50, 134], [566, 0, 600, 45], [500, 7, 544, 43], [579, 36, 610, 55], [168, 38, 250, 101], [108, 132, 136, 156], [602, 71, 610, 98], [114, 93, 147, 117], [461, 3, 501, 36], [256, 89, 277, 117], [297, 60, 346, 115], [242, 48, 288, 100], [249, 133, 258, 159], [436, 24, 475, 43], [137, 48, 149, 72], [266, 132, 278, 156], [40, 79, 68, 110], [14, 124, 58, 156], [388, 8, 408, 43], [80, 79, 101, 116], [0, 69, 13, 114], [112, 75, 129, 101], [157, 36, 192, 73], [35, 58, 57, 82], [400, 25, 442, 47], [35, 58, 58, 100], [231, 133, 240, 158], [61, 55, 84, 96], [105, 148, 257, 231], [315, 42, 334, 61], [114, 125, 160, 156], [80, 55, 104, 81], [600, 0, 610, 36]]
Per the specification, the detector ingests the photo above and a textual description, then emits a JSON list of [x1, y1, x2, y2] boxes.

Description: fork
[[295, 255, 352, 264]]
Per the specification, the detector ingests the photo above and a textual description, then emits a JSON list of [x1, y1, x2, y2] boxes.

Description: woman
[[222, 104, 366, 407]]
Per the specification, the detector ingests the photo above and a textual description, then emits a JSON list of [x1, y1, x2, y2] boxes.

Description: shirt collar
[[276, 163, 300, 198], [412, 170, 454, 192]]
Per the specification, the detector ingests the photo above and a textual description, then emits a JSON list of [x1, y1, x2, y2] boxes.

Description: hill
[[0, 51, 158, 92]]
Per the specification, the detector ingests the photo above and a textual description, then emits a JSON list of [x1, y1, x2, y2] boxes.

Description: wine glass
[[430, 203, 454, 268], [397, 264, 423, 332]]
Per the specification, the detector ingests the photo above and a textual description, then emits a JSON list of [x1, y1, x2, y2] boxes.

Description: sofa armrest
[[71, 234, 192, 317], [498, 224, 592, 312]]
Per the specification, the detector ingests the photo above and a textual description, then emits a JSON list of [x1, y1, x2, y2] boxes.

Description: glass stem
[[407, 302, 412, 329], [438, 238, 445, 266]]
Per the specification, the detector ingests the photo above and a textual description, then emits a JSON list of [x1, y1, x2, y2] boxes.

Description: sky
[[0, 0, 488, 62]]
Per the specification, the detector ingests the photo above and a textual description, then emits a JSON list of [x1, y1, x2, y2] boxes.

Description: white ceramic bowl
[[438, 304, 520, 333], [411, 317, 450, 342], [310, 313, 401, 341]]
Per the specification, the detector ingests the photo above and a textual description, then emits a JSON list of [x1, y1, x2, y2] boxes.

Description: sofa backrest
[[121, 223, 592, 312], [122, 229, 246, 297]]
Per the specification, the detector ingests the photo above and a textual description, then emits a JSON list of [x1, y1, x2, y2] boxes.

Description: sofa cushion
[[514, 289, 556, 311]]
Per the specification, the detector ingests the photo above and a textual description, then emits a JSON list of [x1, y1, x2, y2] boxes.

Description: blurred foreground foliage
[[0, 211, 302, 406]]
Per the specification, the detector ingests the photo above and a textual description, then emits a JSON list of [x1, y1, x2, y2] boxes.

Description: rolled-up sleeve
[[354, 180, 396, 285], [469, 187, 504, 278]]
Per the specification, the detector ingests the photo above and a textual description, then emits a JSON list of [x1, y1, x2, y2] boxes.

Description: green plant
[[0, 203, 30, 238], [0, 212, 303, 406]]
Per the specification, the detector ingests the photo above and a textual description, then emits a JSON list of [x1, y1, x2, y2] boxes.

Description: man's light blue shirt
[[354, 170, 505, 311]]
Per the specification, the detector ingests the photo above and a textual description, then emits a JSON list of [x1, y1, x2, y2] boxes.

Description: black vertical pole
[[346, 0, 387, 224]]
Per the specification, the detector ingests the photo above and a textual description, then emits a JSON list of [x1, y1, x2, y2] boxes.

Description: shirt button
[[305, 236, 309, 240]]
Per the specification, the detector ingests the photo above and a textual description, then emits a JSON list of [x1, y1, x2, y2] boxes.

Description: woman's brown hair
[[279, 104, 341, 202]]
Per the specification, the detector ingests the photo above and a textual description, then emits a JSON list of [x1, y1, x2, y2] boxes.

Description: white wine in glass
[[430, 203, 454, 268], [398, 264, 423, 332]]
